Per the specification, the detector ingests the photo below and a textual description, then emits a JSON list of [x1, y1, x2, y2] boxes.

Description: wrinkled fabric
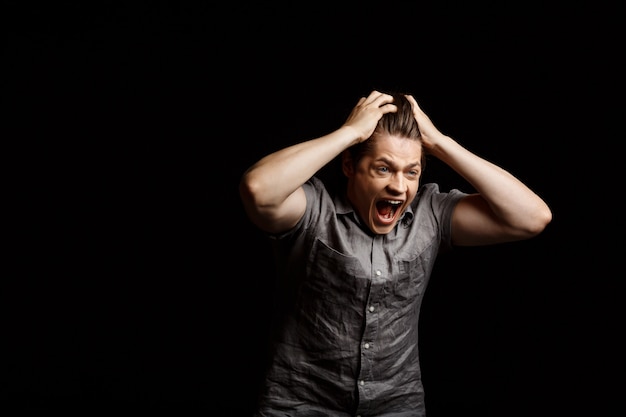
[[254, 176, 466, 417]]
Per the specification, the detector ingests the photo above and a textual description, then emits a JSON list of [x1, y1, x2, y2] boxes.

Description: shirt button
[[364, 343, 370, 349], [359, 380, 365, 386], [368, 306, 375, 312], [375, 269, 382, 276]]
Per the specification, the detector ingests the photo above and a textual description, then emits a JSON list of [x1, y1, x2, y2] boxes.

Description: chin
[[371, 223, 395, 235]]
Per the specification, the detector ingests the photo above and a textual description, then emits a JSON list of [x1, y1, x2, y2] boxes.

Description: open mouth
[[376, 199, 402, 222]]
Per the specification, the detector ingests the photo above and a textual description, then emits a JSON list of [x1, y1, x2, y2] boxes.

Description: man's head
[[342, 93, 424, 234]]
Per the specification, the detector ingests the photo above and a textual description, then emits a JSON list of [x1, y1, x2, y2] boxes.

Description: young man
[[239, 90, 552, 416]]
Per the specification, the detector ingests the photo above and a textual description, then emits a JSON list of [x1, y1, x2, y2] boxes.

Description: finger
[[371, 92, 394, 108], [379, 103, 398, 114], [405, 95, 422, 112], [361, 90, 383, 106]]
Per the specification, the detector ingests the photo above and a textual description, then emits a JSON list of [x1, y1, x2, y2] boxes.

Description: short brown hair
[[347, 92, 423, 167]]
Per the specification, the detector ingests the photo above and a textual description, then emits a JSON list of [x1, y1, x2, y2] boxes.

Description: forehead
[[368, 134, 423, 161]]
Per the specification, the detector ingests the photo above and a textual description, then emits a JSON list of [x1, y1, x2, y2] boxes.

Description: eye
[[377, 166, 389, 173], [408, 169, 419, 177]]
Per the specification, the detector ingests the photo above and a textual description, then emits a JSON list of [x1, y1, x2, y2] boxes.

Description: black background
[[5, 2, 624, 416]]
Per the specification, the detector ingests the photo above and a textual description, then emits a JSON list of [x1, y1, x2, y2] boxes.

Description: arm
[[406, 95, 553, 246], [239, 91, 397, 234]]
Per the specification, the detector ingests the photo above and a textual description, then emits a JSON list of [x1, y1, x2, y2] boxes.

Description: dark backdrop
[[5, 2, 623, 416]]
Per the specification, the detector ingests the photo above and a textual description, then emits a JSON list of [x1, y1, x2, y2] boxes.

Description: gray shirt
[[254, 176, 466, 417]]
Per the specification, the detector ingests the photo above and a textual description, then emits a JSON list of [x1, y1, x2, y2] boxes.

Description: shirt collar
[[333, 190, 415, 228]]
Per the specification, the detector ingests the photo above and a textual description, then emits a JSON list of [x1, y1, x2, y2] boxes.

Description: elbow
[[239, 173, 268, 227], [536, 204, 553, 232], [239, 171, 276, 212], [239, 172, 262, 208], [523, 205, 553, 238]]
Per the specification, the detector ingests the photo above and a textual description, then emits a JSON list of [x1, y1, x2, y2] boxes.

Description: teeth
[[385, 200, 402, 205]]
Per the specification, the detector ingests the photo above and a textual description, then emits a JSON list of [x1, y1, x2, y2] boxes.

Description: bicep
[[450, 194, 520, 246], [245, 186, 307, 235]]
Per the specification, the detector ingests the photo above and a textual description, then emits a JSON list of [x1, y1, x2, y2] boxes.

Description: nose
[[387, 173, 406, 194]]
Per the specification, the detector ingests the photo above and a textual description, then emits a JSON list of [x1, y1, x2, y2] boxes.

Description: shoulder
[[302, 176, 336, 208], [414, 183, 467, 208], [271, 176, 336, 240], [409, 183, 467, 226]]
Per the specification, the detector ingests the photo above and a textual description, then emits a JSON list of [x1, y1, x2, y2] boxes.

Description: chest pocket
[[292, 239, 369, 346], [389, 251, 434, 303]]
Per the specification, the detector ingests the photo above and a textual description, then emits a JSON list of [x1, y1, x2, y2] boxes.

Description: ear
[[341, 150, 354, 177]]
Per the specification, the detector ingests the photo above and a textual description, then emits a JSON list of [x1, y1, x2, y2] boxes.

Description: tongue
[[377, 202, 394, 219]]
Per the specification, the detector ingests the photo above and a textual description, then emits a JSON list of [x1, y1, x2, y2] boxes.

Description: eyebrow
[[376, 157, 422, 170]]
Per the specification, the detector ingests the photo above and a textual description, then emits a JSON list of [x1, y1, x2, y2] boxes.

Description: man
[[239, 90, 552, 416]]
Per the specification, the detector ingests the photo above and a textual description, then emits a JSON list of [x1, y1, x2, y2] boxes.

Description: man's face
[[344, 134, 423, 235]]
